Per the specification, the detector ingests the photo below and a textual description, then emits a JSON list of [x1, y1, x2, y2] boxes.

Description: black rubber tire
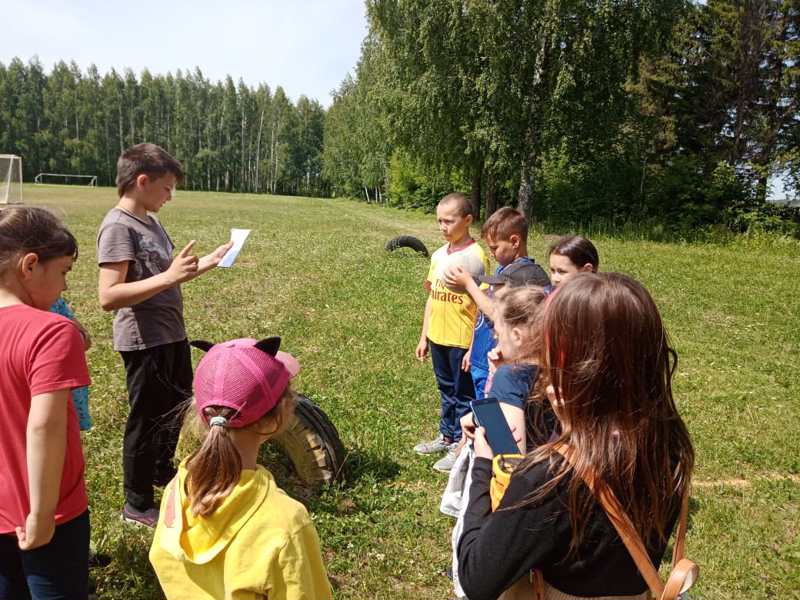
[[270, 394, 346, 487], [385, 235, 429, 257]]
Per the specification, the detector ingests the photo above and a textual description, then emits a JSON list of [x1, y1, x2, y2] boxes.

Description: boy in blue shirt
[[445, 207, 549, 402]]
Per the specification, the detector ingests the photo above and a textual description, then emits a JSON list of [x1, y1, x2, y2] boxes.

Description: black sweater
[[457, 457, 679, 600]]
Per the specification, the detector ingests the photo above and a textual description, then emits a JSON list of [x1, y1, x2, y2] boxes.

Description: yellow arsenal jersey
[[425, 241, 490, 348]]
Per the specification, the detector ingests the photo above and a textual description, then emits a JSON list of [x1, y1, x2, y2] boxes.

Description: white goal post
[[0, 154, 23, 204], [35, 173, 98, 187]]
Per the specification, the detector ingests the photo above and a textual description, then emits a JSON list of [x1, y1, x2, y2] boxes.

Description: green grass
[[21, 184, 800, 599]]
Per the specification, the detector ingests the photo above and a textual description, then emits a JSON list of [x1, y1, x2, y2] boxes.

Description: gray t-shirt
[[97, 208, 186, 352]]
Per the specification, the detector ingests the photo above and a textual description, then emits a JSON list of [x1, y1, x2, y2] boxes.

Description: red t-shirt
[[0, 304, 91, 534]]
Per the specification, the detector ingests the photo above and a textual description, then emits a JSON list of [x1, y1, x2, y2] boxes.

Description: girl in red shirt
[[0, 206, 91, 600]]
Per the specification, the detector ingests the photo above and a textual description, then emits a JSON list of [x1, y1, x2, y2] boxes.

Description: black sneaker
[[121, 503, 159, 528]]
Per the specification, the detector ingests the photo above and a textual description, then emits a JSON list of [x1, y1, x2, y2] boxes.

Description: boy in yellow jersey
[[414, 193, 490, 471]]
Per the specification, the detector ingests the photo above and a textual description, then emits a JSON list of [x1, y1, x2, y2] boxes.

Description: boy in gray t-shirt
[[97, 143, 231, 527]]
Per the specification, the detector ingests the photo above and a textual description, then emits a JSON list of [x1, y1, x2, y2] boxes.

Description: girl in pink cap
[[149, 337, 332, 600]]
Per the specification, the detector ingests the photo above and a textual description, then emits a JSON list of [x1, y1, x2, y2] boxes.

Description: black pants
[[120, 340, 193, 511], [0, 510, 90, 600]]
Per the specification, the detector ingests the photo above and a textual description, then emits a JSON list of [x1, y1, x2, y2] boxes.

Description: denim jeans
[[430, 341, 475, 442], [0, 510, 90, 600]]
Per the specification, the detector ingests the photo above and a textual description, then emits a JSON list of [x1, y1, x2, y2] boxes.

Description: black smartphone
[[470, 397, 519, 455]]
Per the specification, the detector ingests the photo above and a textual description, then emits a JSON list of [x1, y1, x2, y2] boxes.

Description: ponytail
[[185, 407, 242, 517], [183, 388, 296, 517]]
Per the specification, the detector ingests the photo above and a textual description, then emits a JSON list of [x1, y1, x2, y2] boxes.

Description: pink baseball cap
[[192, 337, 300, 428]]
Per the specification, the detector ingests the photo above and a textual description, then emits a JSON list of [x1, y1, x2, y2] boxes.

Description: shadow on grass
[[338, 446, 402, 485], [93, 529, 163, 600]]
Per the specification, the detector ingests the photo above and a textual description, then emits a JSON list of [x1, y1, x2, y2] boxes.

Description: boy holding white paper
[[97, 143, 232, 527]]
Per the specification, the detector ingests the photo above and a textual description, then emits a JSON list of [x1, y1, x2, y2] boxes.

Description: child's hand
[[16, 513, 55, 550], [166, 240, 199, 284], [460, 411, 477, 440], [415, 338, 429, 361], [461, 349, 471, 372], [206, 240, 234, 266], [197, 240, 235, 274], [473, 427, 494, 460], [487, 348, 503, 372], [444, 265, 471, 289]]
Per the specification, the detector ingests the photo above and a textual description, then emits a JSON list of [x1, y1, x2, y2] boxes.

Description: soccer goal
[[0, 154, 23, 204], [34, 173, 98, 187]]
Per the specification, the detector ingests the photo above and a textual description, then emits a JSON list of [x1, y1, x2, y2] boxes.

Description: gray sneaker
[[414, 433, 451, 455], [433, 444, 460, 472]]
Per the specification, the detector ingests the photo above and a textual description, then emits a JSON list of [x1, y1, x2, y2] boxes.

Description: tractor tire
[[385, 235, 429, 257], [271, 394, 346, 487]]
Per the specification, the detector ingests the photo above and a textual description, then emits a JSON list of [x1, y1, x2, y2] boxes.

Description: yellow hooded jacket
[[149, 461, 332, 600]]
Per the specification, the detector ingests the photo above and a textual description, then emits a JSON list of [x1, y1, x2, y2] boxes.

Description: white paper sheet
[[218, 228, 251, 268]]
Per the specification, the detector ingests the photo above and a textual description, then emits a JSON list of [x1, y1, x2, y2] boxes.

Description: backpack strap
[[591, 482, 666, 599], [671, 483, 690, 567], [552, 445, 695, 600]]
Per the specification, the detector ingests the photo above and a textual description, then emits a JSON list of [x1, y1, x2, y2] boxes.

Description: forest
[[0, 62, 326, 197], [1, 0, 798, 232]]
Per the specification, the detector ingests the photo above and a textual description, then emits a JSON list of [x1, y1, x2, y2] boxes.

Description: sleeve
[[28, 319, 91, 397], [97, 222, 136, 265], [482, 249, 491, 276], [457, 458, 562, 600], [489, 366, 532, 408], [271, 523, 332, 600], [425, 254, 437, 291]]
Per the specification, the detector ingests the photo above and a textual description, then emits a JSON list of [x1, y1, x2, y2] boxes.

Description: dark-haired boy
[[445, 206, 549, 401], [97, 143, 232, 527]]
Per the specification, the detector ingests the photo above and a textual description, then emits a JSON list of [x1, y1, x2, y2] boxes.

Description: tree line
[[1, 0, 798, 232], [324, 0, 799, 232], [0, 59, 326, 196]]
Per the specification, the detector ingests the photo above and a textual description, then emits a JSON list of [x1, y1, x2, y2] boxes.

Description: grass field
[[19, 184, 800, 599]]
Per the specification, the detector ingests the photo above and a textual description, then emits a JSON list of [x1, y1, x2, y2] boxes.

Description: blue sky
[[2, 0, 367, 106]]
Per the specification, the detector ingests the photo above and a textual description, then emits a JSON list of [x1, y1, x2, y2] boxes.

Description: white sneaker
[[433, 444, 460, 472], [414, 433, 451, 455]]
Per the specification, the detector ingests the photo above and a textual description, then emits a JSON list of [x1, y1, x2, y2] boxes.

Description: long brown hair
[[518, 273, 693, 554], [183, 388, 295, 517]]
